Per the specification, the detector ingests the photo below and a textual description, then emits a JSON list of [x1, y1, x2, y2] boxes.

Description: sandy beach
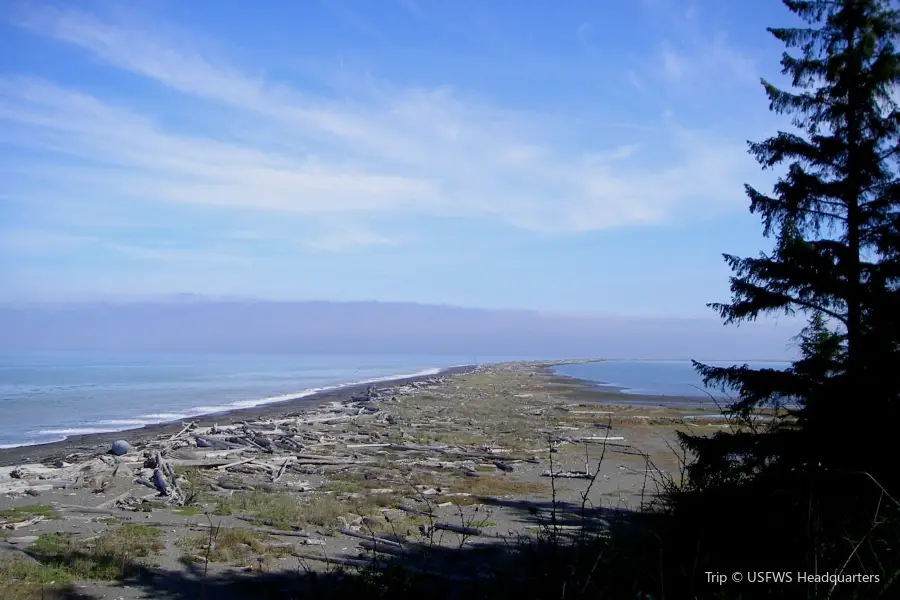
[[0, 359, 724, 599]]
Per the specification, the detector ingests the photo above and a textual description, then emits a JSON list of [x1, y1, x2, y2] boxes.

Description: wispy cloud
[[305, 227, 400, 252], [0, 228, 94, 253], [626, 70, 645, 90], [0, 227, 247, 266], [661, 31, 757, 87], [576, 22, 597, 58], [2, 5, 756, 247], [104, 243, 250, 265], [649, 1, 758, 89], [661, 43, 689, 83]]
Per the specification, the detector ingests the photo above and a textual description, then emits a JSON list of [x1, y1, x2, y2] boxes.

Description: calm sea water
[[553, 360, 791, 400], [0, 352, 528, 448]]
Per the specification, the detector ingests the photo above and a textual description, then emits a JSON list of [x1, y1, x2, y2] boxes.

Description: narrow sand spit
[[0, 360, 726, 599]]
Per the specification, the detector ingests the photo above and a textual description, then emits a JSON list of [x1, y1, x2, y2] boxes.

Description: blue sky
[[0, 0, 801, 317]]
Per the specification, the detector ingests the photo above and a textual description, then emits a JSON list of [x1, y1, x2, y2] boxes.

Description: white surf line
[[2, 366, 454, 450]]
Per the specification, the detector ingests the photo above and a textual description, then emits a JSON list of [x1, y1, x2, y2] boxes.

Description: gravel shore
[[0, 359, 723, 600]]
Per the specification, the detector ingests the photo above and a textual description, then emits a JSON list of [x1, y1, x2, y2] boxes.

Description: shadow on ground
[[35, 499, 648, 600]]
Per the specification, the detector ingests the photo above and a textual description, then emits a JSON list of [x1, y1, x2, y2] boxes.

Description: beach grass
[[0, 504, 58, 522], [174, 506, 204, 516], [26, 524, 164, 581], [213, 490, 390, 530], [0, 557, 74, 600], [178, 528, 291, 565]]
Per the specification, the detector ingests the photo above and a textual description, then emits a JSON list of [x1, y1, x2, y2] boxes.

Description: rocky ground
[[0, 360, 727, 599]]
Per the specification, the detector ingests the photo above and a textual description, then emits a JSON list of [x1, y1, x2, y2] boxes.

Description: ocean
[[0, 352, 523, 448], [553, 359, 791, 399], [0, 354, 793, 449]]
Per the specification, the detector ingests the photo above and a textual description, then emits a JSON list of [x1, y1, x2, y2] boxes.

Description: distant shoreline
[[541, 366, 721, 408], [0, 363, 464, 450], [0, 357, 709, 596], [0, 364, 480, 466], [0, 357, 721, 466], [548, 362, 734, 406]]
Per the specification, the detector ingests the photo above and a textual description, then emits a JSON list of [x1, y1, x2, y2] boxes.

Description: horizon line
[[0, 296, 805, 324]]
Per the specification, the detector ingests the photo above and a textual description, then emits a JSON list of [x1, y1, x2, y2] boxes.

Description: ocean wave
[[166, 367, 445, 414], [0, 441, 36, 449], [36, 427, 121, 436], [1, 366, 448, 448], [355, 367, 443, 385], [138, 412, 191, 421]]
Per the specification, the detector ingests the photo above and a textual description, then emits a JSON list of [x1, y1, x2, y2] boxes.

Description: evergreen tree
[[682, 0, 900, 488]]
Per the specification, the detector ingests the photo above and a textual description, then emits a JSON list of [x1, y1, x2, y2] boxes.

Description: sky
[[0, 301, 799, 360], [0, 0, 803, 318]]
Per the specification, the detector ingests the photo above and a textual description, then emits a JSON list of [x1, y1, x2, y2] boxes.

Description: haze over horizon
[[0, 299, 800, 361], [0, 0, 802, 327]]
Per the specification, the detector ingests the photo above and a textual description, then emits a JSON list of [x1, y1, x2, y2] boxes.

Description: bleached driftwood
[[272, 457, 292, 482], [433, 522, 482, 536], [193, 523, 312, 538], [358, 539, 412, 555], [541, 470, 593, 479], [168, 421, 196, 442], [216, 457, 259, 471], [396, 504, 434, 517], [346, 443, 391, 449], [97, 490, 133, 509], [338, 528, 403, 547], [148, 450, 185, 505], [1, 516, 45, 530], [293, 552, 386, 569]]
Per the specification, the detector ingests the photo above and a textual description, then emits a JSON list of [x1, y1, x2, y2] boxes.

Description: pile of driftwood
[[1, 458, 110, 497], [155, 375, 544, 509], [0, 378, 455, 503], [155, 380, 460, 497], [1, 361, 652, 581], [1, 370, 628, 515]]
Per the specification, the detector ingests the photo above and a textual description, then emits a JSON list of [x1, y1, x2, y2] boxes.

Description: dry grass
[[214, 491, 312, 528], [214, 489, 399, 530], [178, 528, 291, 565], [365, 512, 429, 536], [321, 471, 398, 493], [26, 524, 164, 582], [0, 558, 75, 600], [413, 430, 487, 446], [320, 480, 368, 494], [175, 466, 214, 506]]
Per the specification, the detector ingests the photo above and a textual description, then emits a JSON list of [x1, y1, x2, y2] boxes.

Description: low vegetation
[[213, 491, 313, 528], [213, 489, 397, 530], [0, 557, 74, 600], [0, 504, 58, 522], [178, 528, 291, 565], [26, 525, 164, 581]]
